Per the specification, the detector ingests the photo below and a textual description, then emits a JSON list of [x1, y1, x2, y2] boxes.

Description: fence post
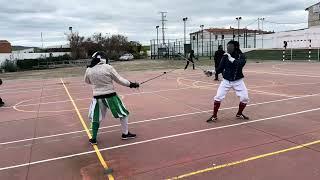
[[308, 39, 312, 62]]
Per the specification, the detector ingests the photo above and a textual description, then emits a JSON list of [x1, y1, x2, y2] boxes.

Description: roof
[[305, 2, 320, 10], [190, 28, 272, 35], [45, 44, 70, 49], [0, 40, 10, 44]]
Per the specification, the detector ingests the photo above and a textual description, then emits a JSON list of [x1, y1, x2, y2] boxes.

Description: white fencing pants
[[214, 78, 249, 103]]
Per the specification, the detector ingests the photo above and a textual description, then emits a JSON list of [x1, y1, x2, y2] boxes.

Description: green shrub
[[1, 60, 18, 72]]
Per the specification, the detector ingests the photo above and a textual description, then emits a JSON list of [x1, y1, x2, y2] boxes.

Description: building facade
[[189, 28, 271, 56], [305, 2, 320, 28]]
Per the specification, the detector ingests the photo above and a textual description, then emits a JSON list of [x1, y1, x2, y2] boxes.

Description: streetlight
[[258, 18, 265, 48], [200, 25, 204, 56], [183, 17, 188, 45], [69, 26, 73, 34], [235, 17, 242, 42], [156, 25, 160, 46]]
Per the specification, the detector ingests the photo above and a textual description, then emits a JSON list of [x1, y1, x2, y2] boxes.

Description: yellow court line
[[60, 78, 115, 180], [167, 139, 320, 179]]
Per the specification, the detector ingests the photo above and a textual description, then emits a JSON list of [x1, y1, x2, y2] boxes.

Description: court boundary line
[[60, 78, 114, 180], [2, 92, 320, 146], [1, 106, 320, 172], [167, 138, 320, 179]]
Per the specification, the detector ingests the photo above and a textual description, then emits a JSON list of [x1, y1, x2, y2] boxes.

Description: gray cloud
[[0, 0, 317, 46]]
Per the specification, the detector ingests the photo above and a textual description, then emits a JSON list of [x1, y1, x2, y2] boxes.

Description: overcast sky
[[0, 0, 318, 47]]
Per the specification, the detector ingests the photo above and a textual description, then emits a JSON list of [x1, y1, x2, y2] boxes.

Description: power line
[[265, 20, 307, 25], [244, 19, 258, 27]]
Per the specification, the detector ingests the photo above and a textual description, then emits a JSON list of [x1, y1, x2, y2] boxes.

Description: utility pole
[[183, 17, 188, 45], [41, 32, 44, 49], [160, 12, 167, 45], [236, 17, 242, 42]]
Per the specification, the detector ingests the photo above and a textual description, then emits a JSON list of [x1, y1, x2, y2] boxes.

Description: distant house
[[189, 28, 272, 54], [44, 44, 70, 53], [0, 40, 12, 53], [305, 2, 320, 28]]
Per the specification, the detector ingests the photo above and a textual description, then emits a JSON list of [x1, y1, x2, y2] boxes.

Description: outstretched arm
[[110, 66, 140, 88]]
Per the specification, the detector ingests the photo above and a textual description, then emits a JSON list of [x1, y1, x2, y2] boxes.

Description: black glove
[[129, 82, 140, 88]]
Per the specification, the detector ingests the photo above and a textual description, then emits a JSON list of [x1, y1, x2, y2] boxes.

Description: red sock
[[237, 102, 247, 115], [213, 101, 221, 117]]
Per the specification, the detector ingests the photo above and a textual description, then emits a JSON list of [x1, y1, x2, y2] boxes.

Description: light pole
[[236, 17, 242, 42], [156, 26, 159, 46], [200, 25, 204, 56], [259, 18, 265, 48], [69, 26, 73, 34], [183, 17, 188, 45]]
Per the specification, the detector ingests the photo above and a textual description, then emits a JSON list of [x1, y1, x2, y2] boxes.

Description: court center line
[[60, 78, 114, 180], [1, 106, 320, 172], [2, 92, 320, 146]]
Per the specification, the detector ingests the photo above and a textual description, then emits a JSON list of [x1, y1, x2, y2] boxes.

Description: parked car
[[119, 53, 134, 61]]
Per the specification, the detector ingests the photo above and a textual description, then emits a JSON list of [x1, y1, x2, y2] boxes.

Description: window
[[193, 36, 196, 40], [222, 35, 225, 39], [201, 35, 203, 39], [215, 35, 218, 40]]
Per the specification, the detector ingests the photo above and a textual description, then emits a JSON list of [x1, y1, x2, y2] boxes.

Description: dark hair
[[87, 51, 109, 68], [87, 58, 101, 68], [228, 40, 242, 53], [218, 45, 223, 49]]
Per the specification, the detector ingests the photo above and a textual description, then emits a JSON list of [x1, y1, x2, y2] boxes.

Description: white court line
[[246, 70, 320, 78], [178, 77, 296, 97], [2, 92, 320, 146], [0, 83, 88, 95], [247, 89, 295, 98], [10, 86, 197, 112], [1, 106, 320, 171], [272, 64, 320, 75]]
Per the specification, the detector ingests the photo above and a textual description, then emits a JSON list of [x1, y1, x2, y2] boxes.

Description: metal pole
[[309, 39, 312, 62], [318, 47, 320, 61], [183, 17, 188, 45], [209, 32, 212, 59], [200, 25, 204, 57], [254, 30, 257, 48], [156, 26, 159, 46], [236, 17, 242, 42], [197, 33, 199, 56], [232, 28, 235, 41], [261, 18, 265, 49], [41, 32, 44, 49], [282, 47, 286, 61], [150, 40, 153, 59]]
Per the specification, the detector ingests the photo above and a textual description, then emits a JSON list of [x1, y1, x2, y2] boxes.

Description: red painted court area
[[1, 62, 320, 180]]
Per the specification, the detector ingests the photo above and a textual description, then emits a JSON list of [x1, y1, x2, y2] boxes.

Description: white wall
[[263, 26, 320, 49], [0, 52, 71, 65]]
